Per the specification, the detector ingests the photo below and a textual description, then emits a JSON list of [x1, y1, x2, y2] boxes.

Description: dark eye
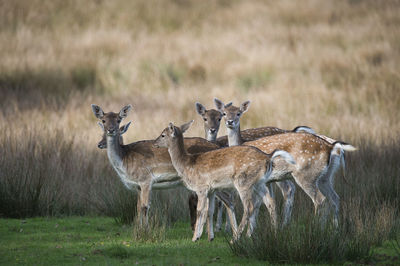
[[203, 118, 207, 121], [218, 118, 221, 121], [161, 134, 165, 138], [237, 112, 241, 116], [102, 120, 106, 123], [117, 119, 121, 123], [223, 112, 226, 116]]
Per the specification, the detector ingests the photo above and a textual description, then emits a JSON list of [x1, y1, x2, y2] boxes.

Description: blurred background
[[0, 0, 399, 226]]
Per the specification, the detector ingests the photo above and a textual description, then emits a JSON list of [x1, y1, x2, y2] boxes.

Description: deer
[[95, 113, 234, 236], [91, 104, 238, 241], [154, 121, 296, 241], [192, 101, 333, 229], [214, 99, 356, 226]]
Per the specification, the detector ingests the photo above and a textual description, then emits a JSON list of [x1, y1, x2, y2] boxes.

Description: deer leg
[[136, 189, 142, 224], [318, 175, 340, 227], [247, 184, 264, 237], [216, 191, 238, 238], [318, 155, 342, 227], [207, 192, 216, 241], [215, 199, 224, 232], [262, 183, 277, 229], [224, 192, 233, 233], [276, 180, 296, 227], [192, 191, 209, 242], [138, 184, 151, 226], [236, 189, 254, 240], [188, 193, 198, 231], [292, 173, 326, 220]]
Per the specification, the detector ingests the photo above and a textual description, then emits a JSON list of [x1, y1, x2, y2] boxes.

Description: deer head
[[154, 120, 194, 148], [91, 104, 132, 138], [195, 102, 224, 142], [214, 98, 250, 130]]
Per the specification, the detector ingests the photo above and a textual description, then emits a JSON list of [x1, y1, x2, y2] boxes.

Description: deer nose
[[227, 120, 234, 126], [209, 128, 216, 133], [107, 128, 116, 134], [98, 142, 106, 149]]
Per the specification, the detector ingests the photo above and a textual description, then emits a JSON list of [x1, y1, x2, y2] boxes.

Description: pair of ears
[[195, 98, 251, 115], [91, 104, 132, 120]]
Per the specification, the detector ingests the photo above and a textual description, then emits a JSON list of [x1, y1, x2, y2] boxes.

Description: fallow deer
[[91, 104, 236, 241], [193, 101, 323, 228], [154, 121, 296, 241], [95, 113, 232, 236], [215, 99, 356, 226]]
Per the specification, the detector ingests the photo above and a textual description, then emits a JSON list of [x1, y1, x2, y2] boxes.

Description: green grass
[[0, 217, 399, 265], [0, 217, 264, 265]]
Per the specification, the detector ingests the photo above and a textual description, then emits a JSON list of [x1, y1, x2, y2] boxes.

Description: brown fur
[[154, 122, 295, 241], [91, 105, 220, 234]]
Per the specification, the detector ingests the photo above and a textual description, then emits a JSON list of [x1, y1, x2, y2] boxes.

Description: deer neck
[[168, 136, 189, 177], [106, 134, 124, 169], [227, 124, 243, 146]]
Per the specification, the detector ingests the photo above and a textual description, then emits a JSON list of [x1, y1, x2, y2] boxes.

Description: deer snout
[[98, 141, 106, 149], [227, 120, 234, 126], [107, 128, 117, 135], [209, 128, 217, 134]]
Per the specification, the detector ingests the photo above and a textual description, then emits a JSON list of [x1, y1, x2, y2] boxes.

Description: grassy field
[[0, 217, 399, 265], [0, 0, 399, 264], [0, 217, 266, 265]]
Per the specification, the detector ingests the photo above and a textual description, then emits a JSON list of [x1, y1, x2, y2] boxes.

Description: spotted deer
[[91, 104, 236, 241], [193, 101, 325, 228], [154, 121, 296, 241], [215, 99, 356, 226]]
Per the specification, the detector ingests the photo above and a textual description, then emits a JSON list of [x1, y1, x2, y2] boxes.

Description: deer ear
[[119, 104, 132, 119], [91, 104, 104, 119], [180, 120, 194, 134], [195, 102, 206, 116], [119, 121, 131, 135], [168, 122, 176, 137], [240, 100, 251, 113], [97, 121, 105, 131], [214, 98, 225, 111], [224, 102, 233, 108]]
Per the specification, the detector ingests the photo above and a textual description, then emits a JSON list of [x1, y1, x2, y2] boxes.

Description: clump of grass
[[98, 187, 138, 225], [228, 197, 398, 264], [132, 213, 167, 243]]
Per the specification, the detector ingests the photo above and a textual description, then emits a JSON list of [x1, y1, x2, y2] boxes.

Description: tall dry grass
[[0, 2, 399, 257]]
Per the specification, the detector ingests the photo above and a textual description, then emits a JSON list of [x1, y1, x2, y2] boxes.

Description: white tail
[[271, 150, 296, 165]]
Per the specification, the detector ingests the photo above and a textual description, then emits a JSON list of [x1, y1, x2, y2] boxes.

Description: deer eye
[[117, 119, 121, 123], [102, 120, 106, 123], [218, 118, 221, 121], [203, 118, 207, 121], [223, 112, 226, 116], [237, 112, 241, 116], [161, 134, 165, 138]]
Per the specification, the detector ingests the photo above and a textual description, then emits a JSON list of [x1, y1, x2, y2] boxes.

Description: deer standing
[[215, 99, 356, 226], [193, 101, 327, 228], [154, 121, 296, 241], [91, 104, 236, 240]]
